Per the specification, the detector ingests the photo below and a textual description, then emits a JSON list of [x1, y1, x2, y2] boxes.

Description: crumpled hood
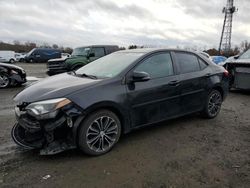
[[14, 73, 100, 103]]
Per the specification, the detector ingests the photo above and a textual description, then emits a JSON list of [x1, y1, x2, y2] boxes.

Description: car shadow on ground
[[8, 113, 204, 163], [230, 89, 250, 95]]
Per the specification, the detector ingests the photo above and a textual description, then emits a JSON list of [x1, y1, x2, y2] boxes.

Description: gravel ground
[[0, 63, 249, 188]]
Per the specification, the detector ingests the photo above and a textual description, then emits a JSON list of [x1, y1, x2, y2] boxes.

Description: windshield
[[26, 49, 35, 56], [239, 49, 250, 59], [76, 52, 144, 78], [72, 47, 90, 57]]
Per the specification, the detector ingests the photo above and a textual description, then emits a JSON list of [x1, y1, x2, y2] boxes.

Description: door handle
[[168, 80, 180, 86]]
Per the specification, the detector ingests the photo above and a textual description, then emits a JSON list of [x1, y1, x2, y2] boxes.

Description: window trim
[[131, 51, 176, 80]]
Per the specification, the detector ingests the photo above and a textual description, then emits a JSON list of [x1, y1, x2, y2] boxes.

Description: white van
[[0, 51, 16, 63]]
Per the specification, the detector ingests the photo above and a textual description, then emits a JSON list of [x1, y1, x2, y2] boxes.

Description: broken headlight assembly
[[25, 98, 71, 120]]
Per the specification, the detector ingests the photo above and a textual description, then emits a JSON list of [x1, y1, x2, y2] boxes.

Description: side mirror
[[131, 71, 150, 82]]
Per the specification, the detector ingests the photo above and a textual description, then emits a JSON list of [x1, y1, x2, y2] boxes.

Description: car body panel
[[14, 73, 101, 102]]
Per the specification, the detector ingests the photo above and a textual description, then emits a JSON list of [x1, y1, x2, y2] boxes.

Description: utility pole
[[218, 0, 237, 56]]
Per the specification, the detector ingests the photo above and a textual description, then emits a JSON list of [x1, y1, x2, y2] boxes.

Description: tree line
[[1, 40, 250, 57], [128, 40, 250, 57]]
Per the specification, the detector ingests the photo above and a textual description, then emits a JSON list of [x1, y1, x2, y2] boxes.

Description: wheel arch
[[211, 85, 224, 100], [73, 101, 130, 146], [70, 63, 84, 70]]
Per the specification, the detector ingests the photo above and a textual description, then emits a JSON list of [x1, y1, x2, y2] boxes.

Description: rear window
[[198, 58, 208, 70], [175, 52, 200, 74]]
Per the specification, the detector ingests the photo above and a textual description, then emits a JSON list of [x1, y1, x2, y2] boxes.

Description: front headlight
[[26, 98, 71, 119]]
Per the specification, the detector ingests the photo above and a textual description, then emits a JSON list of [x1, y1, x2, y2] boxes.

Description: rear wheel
[[202, 90, 222, 118], [0, 72, 10, 88], [78, 110, 121, 155], [29, 58, 34, 63], [9, 59, 15, 63]]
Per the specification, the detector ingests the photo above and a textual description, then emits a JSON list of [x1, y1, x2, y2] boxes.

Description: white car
[[15, 53, 26, 62], [0, 51, 16, 63]]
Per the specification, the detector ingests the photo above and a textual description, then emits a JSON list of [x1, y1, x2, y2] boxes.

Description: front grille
[[47, 61, 65, 68]]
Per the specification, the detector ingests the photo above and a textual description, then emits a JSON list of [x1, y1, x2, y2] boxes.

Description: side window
[[134, 53, 174, 79], [198, 58, 208, 70], [175, 52, 200, 74], [92, 48, 105, 57], [33, 51, 39, 56]]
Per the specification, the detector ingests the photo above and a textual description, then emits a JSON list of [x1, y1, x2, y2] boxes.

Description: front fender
[[71, 101, 131, 145]]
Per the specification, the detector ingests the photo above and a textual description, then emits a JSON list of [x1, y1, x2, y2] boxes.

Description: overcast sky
[[0, 0, 249, 48]]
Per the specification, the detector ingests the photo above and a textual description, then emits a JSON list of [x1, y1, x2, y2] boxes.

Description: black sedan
[[12, 49, 229, 155], [0, 62, 26, 88]]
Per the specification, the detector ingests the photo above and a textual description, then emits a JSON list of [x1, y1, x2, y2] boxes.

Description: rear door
[[126, 51, 180, 127], [173, 52, 208, 114]]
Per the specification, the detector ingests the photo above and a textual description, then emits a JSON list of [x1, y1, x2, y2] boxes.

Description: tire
[[78, 110, 121, 156], [0, 72, 10, 88], [202, 89, 222, 119], [9, 59, 15, 64], [29, 58, 34, 63]]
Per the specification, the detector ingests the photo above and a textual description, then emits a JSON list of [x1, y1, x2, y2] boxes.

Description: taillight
[[223, 69, 229, 77]]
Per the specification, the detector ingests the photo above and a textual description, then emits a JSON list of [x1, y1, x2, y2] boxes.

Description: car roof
[[76, 45, 119, 48], [116, 48, 198, 54]]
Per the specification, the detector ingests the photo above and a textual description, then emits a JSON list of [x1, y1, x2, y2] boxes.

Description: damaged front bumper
[[11, 102, 84, 155]]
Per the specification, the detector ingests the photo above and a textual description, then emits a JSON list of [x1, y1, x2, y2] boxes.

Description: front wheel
[[78, 110, 121, 155], [0, 73, 10, 88], [202, 90, 222, 119], [9, 59, 15, 63]]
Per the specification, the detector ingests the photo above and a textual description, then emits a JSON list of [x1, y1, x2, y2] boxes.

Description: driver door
[[126, 52, 180, 128]]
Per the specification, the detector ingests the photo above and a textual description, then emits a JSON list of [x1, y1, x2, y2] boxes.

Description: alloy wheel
[[208, 92, 222, 117], [86, 116, 118, 153], [0, 74, 10, 88]]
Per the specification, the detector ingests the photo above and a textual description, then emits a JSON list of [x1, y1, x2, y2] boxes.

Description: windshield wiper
[[80, 73, 98, 79]]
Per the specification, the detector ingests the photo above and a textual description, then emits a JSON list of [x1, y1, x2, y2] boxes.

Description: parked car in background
[[47, 45, 119, 75], [15, 53, 26, 62], [224, 49, 250, 90], [61, 53, 71, 59], [47, 53, 71, 74], [0, 51, 16, 63], [12, 49, 229, 156], [0, 62, 26, 88], [211, 56, 227, 65], [25, 48, 61, 63]]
